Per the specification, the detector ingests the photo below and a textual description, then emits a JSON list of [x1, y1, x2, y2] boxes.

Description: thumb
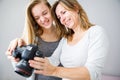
[[18, 38, 25, 47]]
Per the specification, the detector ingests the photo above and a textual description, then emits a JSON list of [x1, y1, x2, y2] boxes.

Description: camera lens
[[15, 60, 33, 77]]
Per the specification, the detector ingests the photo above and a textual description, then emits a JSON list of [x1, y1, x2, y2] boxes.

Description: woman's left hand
[[29, 57, 57, 76]]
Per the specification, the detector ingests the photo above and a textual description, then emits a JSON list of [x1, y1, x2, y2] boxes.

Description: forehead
[[55, 3, 66, 15], [32, 2, 49, 15]]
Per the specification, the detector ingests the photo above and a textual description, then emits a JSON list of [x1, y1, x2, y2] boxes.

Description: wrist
[[52, 66, 59, 77]]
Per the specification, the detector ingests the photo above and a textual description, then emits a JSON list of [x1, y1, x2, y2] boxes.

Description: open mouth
[[65, 18, 71, 27]]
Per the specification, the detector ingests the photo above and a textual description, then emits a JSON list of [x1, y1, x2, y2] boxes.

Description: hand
[[6, 38, 25, 62], [29, 57, 57, 76]]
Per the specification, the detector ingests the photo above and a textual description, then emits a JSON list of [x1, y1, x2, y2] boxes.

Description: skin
[[56, 3, 79, 30], [29, 3, 90, 80], [55, 3, 86, 45], [32, 3, 53, 29], [6, 38, 24, 62], [6, 2, 58, 63], [32, 2, 58, 42]]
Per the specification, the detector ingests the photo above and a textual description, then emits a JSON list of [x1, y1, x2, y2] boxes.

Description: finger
[[29, 60, 42, 65], [12, 58, 20, 62], [18, 39, 24, 47], [7, 45, 12, 53], [34, 69, 44, 74], [10, 38, 19, 50], [34, 57, 45, 63], [6, 50, 12, 56], [7, 55, 13, 60], [6, 38, 18, 55], [7, 55, 20, 62], [29, 60, 44, 70], [6, 43, 13, 55]]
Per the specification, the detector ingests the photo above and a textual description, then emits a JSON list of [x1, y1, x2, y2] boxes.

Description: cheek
[[36, 19, 43, 26], [70, 14, 76, 23], [49, 16, 53, 22], [36, 20, 40, 25], [72, 13, 79, 23], [47, 13, 52, 19], [47, 15, 53, 24]]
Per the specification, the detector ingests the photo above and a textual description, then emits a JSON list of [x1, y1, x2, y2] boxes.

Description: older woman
[[29, 0, 109, 80]]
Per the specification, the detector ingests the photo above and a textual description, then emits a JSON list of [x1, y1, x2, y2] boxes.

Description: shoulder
[[89, 25, 105, 33], [56, 37, 66, 48], [88, 25, 107, 37], [59, 37, 66, 43], [88, 25, 109, 44]]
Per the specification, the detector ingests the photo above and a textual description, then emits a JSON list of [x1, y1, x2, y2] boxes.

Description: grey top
[[35, 37, 62, 80]]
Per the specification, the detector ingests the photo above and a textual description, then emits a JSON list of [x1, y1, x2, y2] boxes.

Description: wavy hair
[[22, 0, 51, 44], [52, 0, 94, 40]]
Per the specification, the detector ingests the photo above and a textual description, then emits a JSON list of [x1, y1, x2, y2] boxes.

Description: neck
[[68, 25, 86, 45], [73, 24, 84, 35], [40, 25, 58, 42], [43, 25, 55, 34], [71, 24, 86, 41]]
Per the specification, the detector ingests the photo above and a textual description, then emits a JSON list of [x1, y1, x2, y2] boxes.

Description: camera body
[[12, 44, 44, 77]]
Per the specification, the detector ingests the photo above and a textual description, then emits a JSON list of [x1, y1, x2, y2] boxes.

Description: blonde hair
[[22, 0, 51, 44], [52, 0, 94, 40]]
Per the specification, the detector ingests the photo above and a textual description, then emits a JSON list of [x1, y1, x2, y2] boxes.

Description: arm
[[29, 26, 109, 80], [52, 66, 90, 80], [47, 38, 65, 66], [30, 57, 90, 80], [52, 26, 109, 80], [85, 26, 109, 80]]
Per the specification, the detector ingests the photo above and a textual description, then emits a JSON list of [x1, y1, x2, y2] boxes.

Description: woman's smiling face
[[55, 3, 79, 30], [32, 2, 53, 29]]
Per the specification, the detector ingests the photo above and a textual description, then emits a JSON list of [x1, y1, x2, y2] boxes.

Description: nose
[[60, 16, 66, 25], [40, 16, 45, 23]]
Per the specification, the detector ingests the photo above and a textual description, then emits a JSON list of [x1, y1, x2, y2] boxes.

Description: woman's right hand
[[6, 38, 25, 62]]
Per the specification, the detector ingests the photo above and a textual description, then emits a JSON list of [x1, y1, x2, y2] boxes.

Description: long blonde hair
[[52, 0, 94, 40], [22, 0, 51, 44]]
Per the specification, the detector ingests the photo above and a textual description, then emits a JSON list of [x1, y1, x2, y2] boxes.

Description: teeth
[[65, 19, 70, 26], [44, 20, 49, 25]]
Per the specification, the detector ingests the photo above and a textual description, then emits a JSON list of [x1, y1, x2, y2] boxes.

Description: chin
[[46, 25, 52, 29], [67, 25, 74, 29], [67, 23, 74, 29]]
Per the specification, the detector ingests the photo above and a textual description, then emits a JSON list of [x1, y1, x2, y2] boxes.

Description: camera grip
[[12, 46, 25, 58], [35, 50, 44, 58]]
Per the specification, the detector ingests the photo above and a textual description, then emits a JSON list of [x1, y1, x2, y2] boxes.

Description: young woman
[[29, 0, 109, 80], [6, 0, 64, 80]]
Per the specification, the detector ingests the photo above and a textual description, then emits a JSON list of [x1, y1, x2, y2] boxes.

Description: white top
[[49, 25, 109, 80]]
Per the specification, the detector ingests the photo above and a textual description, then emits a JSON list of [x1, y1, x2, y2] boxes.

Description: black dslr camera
[[12, 44, 44, 77]]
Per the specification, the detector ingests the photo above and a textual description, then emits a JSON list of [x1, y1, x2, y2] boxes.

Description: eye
[[62, 11, 66, 14], [57, 16, 61, 20], [34, 17, 39, 21], [43, 11, 48, 15]]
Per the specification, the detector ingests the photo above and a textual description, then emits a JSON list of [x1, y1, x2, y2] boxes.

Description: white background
[[0, 0, 120, 80]]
